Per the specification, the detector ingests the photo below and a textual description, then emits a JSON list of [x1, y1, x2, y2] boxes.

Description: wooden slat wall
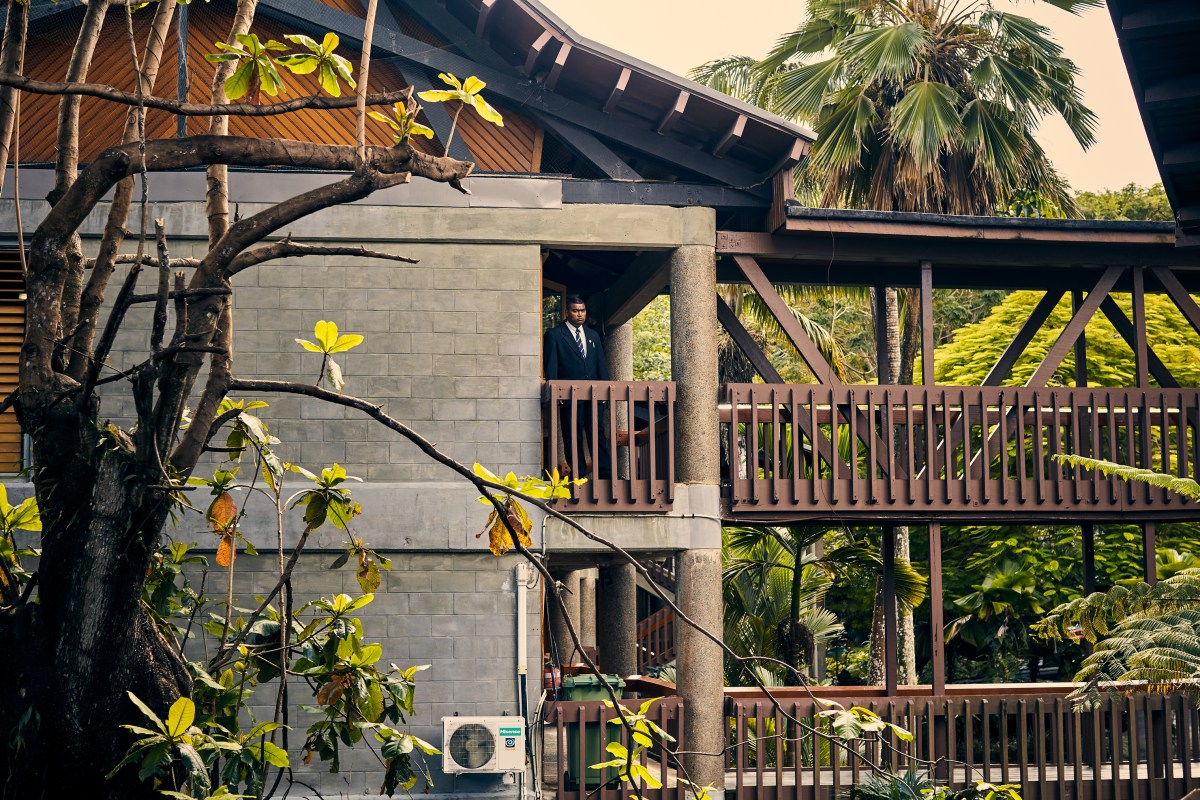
[[0, 252, 23, 474], [18, 1, 540, 172]]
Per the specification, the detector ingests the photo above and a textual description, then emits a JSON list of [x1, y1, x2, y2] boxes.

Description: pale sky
[[543, 0, 1160, 194]]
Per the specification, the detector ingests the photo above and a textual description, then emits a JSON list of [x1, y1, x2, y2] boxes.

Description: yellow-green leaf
[[462, 76, 485, 95], [471, 94, 504, 126], [409, 122, 436, 139], [314, 320, 338, 351], [327, 333, 364, 354], [295, 338, 323, 353], [166, 697, 196, 739], [321, 32, 339, 54], [418, 89, 458, 103]]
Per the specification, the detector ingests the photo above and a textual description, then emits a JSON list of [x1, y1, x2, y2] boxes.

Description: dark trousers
[[556, 401, 612, 480]]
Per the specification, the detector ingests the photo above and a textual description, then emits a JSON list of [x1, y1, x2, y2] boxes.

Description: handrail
[[545, 380, 675, 512], [725, 383, 1200, 519]]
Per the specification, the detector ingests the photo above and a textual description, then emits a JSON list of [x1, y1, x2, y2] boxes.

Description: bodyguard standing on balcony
[[544, 295, 611, 479]]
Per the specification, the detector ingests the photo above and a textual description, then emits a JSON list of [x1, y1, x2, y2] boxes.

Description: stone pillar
[[579, 569, 598, 649], [668, 223, 725, 794], [548, 570, 582, 665], [606, 322, 633, 479], [596, 562, 637, 676]]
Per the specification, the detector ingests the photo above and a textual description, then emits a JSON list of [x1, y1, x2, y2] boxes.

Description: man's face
[[566, 302, 587, 326]]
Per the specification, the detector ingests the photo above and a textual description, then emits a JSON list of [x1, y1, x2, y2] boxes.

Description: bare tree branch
[[0, 1, 28, 199], [0, 73, 425, 118], [207, 0, 260, 247], [228, 241, 418, 276]]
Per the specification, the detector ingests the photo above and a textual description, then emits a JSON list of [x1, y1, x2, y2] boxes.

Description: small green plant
[[295, 319, 365, 391], [368, 92, 436, 145], [205, 31, 357, 103], [417, 73, 504, 153]]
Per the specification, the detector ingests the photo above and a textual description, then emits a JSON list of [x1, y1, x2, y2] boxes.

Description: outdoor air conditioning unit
[[442, 716, 526, 774]]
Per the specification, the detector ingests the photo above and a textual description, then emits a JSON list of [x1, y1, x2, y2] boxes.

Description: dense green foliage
[[933, 290, 1200, 387], [632, 295, 672, 382], [1074, 183, 1173, 222]]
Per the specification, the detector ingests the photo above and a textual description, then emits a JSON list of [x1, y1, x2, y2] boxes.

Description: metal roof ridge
[[785, 202, 1175, 233]]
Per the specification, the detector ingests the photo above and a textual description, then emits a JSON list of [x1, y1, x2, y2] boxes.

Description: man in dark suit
[[543, 295, 611, 478]]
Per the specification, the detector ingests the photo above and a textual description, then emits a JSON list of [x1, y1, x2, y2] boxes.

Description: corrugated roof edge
[[786, 202, 1174, 234], [513, 0, 816, 144]]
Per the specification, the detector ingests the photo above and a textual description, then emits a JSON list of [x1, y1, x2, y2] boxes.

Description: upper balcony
[[541, 208, 1200, 525]]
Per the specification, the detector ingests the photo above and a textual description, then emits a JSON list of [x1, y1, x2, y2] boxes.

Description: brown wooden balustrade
[[724, 384, 1200, 521], [636, 607, 676, 672], [542, 685, 1200, 800], [545, 380, 675, 511]]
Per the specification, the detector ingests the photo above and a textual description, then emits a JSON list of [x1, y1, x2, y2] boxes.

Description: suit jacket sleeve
[[543, 327, 559, 380]]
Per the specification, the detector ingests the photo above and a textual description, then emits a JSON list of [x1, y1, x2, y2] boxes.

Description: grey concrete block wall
[[0, 188, 719, 799], [190, 551, 541, 800]]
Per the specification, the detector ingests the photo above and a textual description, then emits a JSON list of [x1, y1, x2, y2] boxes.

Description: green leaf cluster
[[205, 31, 355, 102]]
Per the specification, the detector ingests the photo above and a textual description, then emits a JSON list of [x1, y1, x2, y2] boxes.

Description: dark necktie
[[574, 326, 586, 359]]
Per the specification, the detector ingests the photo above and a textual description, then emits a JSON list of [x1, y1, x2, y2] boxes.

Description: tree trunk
[[0, 0, 28, 199], [0, 406, 189, 800], [867, 290, 917, 687]]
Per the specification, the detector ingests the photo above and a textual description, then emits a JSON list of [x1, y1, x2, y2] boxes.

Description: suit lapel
[[560, 324, 586, 363]]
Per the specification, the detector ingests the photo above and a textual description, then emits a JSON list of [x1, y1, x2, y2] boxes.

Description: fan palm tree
[[723, 525, 927, 686], [696, 0, 1097, 685], [691, 0, 1098, 215]]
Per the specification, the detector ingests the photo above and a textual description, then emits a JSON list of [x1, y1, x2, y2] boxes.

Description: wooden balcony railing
[[725, 384, 1200, 520], [725, 685, 1200, 800], [636, 607, 676, 672], [541, 686, 1200, 800], [545, 380, 675, 511]]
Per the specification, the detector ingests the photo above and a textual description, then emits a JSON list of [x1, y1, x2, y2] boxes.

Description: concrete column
[[607, 322, 633, 479], [669, 244, 720, 485], [677, 549, 724, 792], [669, 227, 725, 794], [596, 562, 637, 676], [579, 568, 598, 649], [548, 570, 582, 665]]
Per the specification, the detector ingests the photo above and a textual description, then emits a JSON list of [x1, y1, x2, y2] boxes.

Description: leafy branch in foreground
[[1038, 456, 1200, 699], [1055, 454, 1200, 501]]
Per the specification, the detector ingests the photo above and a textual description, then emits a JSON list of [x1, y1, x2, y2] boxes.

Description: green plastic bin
[[562, 675, 626, 789]]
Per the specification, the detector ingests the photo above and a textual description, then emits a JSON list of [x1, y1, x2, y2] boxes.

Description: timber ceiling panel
[[1110, 0, 1200, 242]]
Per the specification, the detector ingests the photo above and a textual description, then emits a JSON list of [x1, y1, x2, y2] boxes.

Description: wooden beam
[[604, 68, 631, 114], [1120, 1, 1200, 39], [982, 290, 1065, 386], [1144, 75, 1200, 109], [717, 295, 784, 384], [732, 255, 841, 385], [656, 91, 689, 135], [1144, 522, 1158, 585], [597, 251, 671, 330], [539, 117, 641, 181], [523, 30, 554, 76], [920, 261, 934, 386], [1025, 266, 1125, 387], [765, 140, 807, 179], [475, 0, 497, 37], [1132, 266, 1149, 388], [1149, 266, 1200, 336], [545, 42, 571, 92], [1163, 143, 1200, 169], [1072, 290, 1088, 388], [1098, 297, 1179, 387], [713, 115, 746, 157]]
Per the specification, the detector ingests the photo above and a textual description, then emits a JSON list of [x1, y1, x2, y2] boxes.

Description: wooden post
[[1144, 522, 1157, 585], [882, 524, 898, 696], [929, 523, 945, 695], [1082, 524, 1096, 594], [1072, 290, 1088, 389], [921, 262, 935, 386], [1132, 266, 1149, 389]]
